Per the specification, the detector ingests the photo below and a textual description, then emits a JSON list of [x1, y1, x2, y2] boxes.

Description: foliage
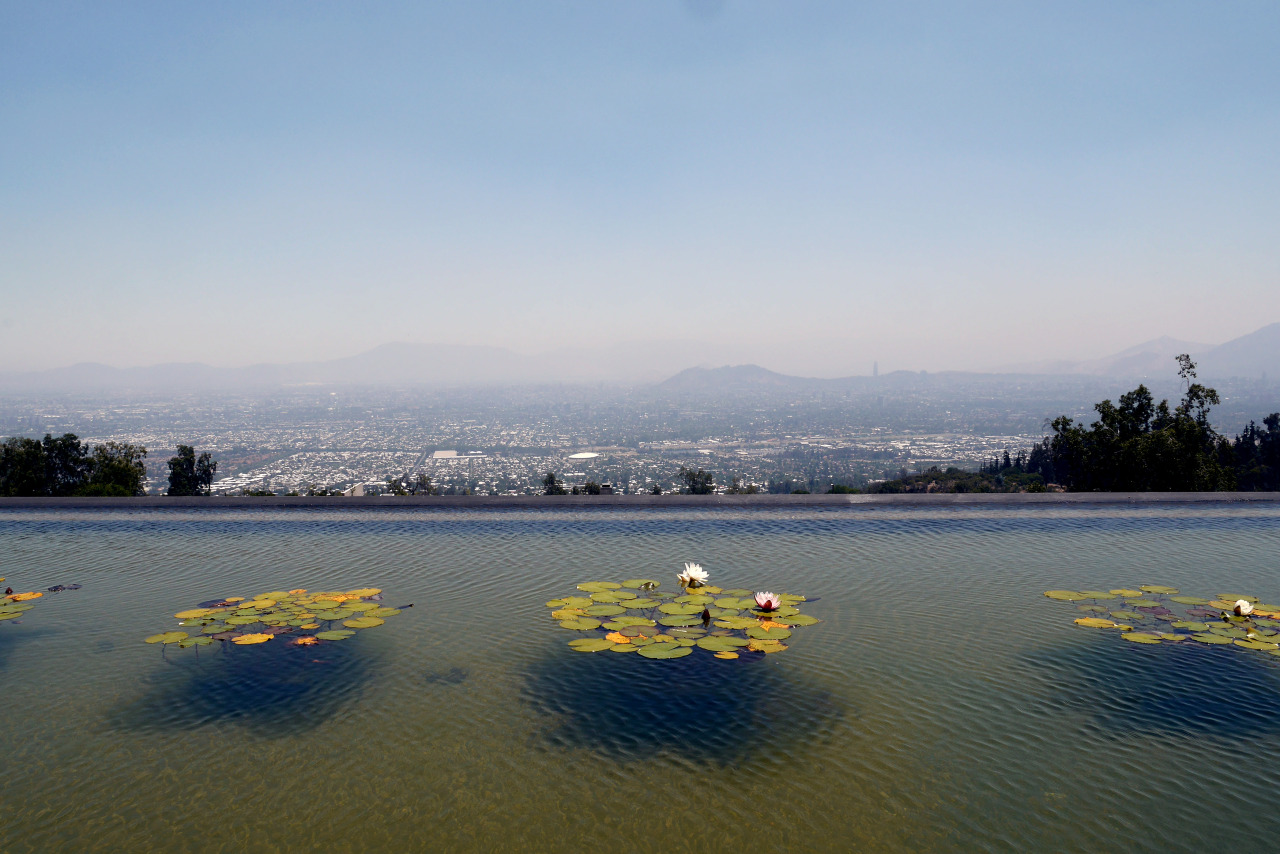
[[826, 484, 860, 494], [725, 476, 759, 494], [166, 445, 217, 496], [1045, 585, 1280, 654], [583, 481, 602, 495], [678, 465, 714, 495], [649, 483, 662, 495], [871, 466, 1044, 494], [542, 471, 567, 495], [998, 355, 1280, 492], [547, 573, 819, 660], [143, 587, 405, 649], [0, 433, 148, 496]]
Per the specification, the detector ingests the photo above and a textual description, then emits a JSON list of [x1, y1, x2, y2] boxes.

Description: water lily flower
[[1235, 600, 1254, 616], [678, 562, 709, 587], [754, 591, 781, 611]]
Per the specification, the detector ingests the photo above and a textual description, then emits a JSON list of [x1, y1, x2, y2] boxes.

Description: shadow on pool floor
[[1021, 634, 1280, 739], [105, 639, 381, 739], [521, 642, 848, 765]]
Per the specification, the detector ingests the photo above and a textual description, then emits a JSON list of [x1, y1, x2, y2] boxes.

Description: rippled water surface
[[3, 504, 1280, 852]]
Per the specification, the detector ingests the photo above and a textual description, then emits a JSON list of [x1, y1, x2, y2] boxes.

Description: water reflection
[[423, 666, 469, 686], [1024, 637, 1280, 738], [107, 639, 379, 738], [522, 644, 845, 764], [0, 624, 55, 670]]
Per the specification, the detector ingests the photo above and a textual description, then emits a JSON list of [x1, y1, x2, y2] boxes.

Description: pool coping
[[2, 492, 1279, 508]]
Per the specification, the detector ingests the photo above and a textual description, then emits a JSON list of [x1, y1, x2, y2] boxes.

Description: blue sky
[[2, 1, 1278, 375]]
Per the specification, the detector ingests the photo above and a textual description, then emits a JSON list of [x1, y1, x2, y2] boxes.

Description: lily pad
[[343, 616, 385, 629], [1044, 591, 1089, 601], [713, 616, 760, 630], [583, 604, 627, 616], [1235, 639, 1280, 651], [674, 594, 714, 605], [608, 643, 639, 653], [1170, 596, 1211, 606], [657, 603, 703, 615], [1170, 621, 1211, 631], [621, 579, 659, 589], [577, 581, 622, 592], [144, 631, 189, 644], [747, 626, 792, 640], [559, 618, 603, 631], [1109, 589, 1143, 597], [1139, 585, 1179, 595], [1077, 591, 1118, 600], [232, 633, 273, 645], [1074, 617, 1125, 629], [1191, 633, 1234, 644], [568, 638, 614, 652], [367, 607, 400, 617], [658, 615, 703, 627], [177, 637, 214, 648], [638, 643, 692, 660], [1121, 633, 1162, 644], [315, 630, 355, 641], [624, 599, 659, 609]]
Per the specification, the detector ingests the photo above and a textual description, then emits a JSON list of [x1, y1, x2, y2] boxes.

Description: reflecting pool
[[2, 503, 1280, 851]]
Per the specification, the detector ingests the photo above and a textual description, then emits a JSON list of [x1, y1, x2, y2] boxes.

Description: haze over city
[[4, 2, 1279, 376]]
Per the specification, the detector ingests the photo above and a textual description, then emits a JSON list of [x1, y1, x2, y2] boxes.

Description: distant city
[[2, 361, 1276, 496]]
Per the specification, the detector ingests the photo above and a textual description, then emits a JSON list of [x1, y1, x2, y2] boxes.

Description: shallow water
[[3, 504, 1280, 852]]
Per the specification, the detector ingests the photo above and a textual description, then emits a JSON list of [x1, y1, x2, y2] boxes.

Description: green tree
[[678, 466, 714, 494], [167, 445, 217, 496], [542, 471, 567, 495], [81, 442, 148, 496], [0, 437, 51, 496]]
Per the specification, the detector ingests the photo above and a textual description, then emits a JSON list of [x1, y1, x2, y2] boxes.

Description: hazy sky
[[3, 1, 1278, 376]]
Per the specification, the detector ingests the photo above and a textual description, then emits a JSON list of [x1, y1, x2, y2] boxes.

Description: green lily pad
[[1191, 633, 1234, 644], [621, 579, 659, 589], [1235, 639, 1280, 651], [1122, 599, 1161, 608], [1140, 585, 1179, 595], [177, 637, 214, 648], [225, 616, 262, 626], [696, 636, 742, 652], [667, 626, 706, 638], [1121, 633, 1162, 644], [1109, 611, 1141, 621], [658, 603, 703, 615], [1078, 591, 1118, 600], [344, 601, 377, 611], [1209, 626, 1248, 638], [714, 616, 760, 630], [558, 618, 603, 631], [775, 613, 820, 627], [0, 612, 23, 621], [630, 636, 656, 646], [658, 615, 703, 627], [606, 615, 656, 627], [1044, 591, 1089, 601], [315, 630, 355, 641], [675, 594, 714, 605], [1078, 605, 1110, 613], [583, 604, 627, 616], [567, 637, 614, 652], [1219, 594, 1258, 603], [144, 631, 189, 644], [747, 626, 792, 640], [577, 581, 622, 592], [1170, 621, 1210, 631], [623, 599, 658, 610], [722, 589, 753, 597], [620, 625, 661, 637], [201, 623, 228, 634], [608, 643, 639, 653], [589, 592, 623, 603], [1169, 595, 1210, 605], [638, 643, 693, 659], [343, 616, 385, 629], [367, 607, 401, 617]]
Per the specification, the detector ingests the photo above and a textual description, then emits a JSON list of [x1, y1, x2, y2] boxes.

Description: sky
[[2, 1, 1279, 377]]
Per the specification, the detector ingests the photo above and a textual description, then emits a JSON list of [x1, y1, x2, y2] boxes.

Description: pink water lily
[[754, 591, 781, 611]]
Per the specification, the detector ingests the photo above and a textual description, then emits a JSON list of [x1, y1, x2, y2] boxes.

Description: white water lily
[[754, 591, 781, 611], [678, 562, 709, 587], [1235, 599, 1254, 616]]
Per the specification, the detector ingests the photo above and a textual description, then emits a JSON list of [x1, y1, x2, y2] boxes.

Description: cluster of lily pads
[[1046, 585, 1280, 654], [548, 564, 818, 660], [144, 588, 404, 650], [0, 577, 43, 623]]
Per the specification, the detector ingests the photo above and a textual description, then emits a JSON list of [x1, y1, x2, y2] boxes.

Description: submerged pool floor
[[3, 504, 1280, 852]]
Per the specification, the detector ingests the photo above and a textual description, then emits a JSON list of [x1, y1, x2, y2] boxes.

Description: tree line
[[993, 355, 1279, 492], [0, 434, 218, 497]]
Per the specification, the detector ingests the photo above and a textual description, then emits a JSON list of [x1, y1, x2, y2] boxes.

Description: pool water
[[2, 504, 1280, 852]]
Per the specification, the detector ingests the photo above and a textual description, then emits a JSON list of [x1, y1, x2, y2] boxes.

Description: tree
[[42, 433, 91, 496], [542, 471, 567, 495], [583, 481, 602, 495], [385, 476, 409, 496], [82, 442, 148, 496], [167, 445, 217, 496], [649, 483, 662, 495], [678, 466, 714, 495], [411, 473, 435, 495], [0, 437, 50, 496]]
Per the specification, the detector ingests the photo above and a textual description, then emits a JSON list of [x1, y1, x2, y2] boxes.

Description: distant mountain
[[994, 335, 1210, 377], [1196, 322, 1280, 380]]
